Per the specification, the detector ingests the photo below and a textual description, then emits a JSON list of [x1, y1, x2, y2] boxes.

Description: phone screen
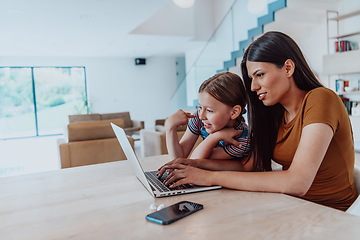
[[146, 201, 203, 225]]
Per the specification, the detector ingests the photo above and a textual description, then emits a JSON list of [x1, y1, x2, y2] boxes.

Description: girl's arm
[[165, 110, 197, 159], [189, 134, 219, 159], [190, 128, 243, 159], [165, 123, 333, 197]]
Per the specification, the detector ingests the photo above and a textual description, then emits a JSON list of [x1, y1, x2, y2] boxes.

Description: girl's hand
[[157, 158, 198, 178], [213, 128, 243, 146], [163, 163, 214, 188], [165, 110, 195, 130]]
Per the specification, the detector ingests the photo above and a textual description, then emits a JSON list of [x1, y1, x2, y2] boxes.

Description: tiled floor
[[0, 135, 142, 178]]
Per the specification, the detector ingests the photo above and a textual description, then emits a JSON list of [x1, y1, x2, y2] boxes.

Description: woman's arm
[[165, 123, 333, 197], [195, 156, 254, 171], [157, 155, 254, 178]]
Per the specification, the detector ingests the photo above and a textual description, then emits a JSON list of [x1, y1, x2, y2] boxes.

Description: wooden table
[[1, 155, 360, 240]]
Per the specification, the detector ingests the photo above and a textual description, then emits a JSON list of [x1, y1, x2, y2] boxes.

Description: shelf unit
[[323, 10, 360, 97], [323, 8, 360, 138], [338, 90, 360, 95], [323, 49, 360, 75], [328, 10, 360, 39]]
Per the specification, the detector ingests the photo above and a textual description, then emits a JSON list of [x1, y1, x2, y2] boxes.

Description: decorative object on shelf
[[335, 79, 359, 94], [335, 79, 349, 93], [352, 102, 360, 117], [173, 0, 195, 8]]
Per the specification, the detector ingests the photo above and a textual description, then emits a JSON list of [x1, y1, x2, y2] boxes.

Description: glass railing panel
[[232, 0, 271, 45], [184, 6, 235, 108], [171, 0, 283, 110]]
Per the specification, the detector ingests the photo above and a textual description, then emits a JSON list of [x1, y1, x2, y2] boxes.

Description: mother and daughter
[[158, 31, 358, 211]]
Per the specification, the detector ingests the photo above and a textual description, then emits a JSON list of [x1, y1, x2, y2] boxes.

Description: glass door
[[0, 66, 88, 139], [33, 67, 88, 135], [0, 67, 36, 138]]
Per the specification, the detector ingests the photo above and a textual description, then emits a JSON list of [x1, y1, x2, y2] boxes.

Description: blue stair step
[[218, 0, 287, 73]]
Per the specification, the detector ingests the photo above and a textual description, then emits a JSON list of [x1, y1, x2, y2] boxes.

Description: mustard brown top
[[274, 87, 358, 211]]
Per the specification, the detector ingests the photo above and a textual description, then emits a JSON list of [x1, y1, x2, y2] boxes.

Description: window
[[0, 67, 88, 139]]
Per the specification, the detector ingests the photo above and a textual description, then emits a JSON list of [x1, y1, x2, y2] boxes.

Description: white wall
[[263, 0, 358, 88], [0, 56, 178, 129], [2, 0, 358, 130]]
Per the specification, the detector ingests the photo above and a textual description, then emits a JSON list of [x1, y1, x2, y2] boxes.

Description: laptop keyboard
[[145, 171, 195, 192]]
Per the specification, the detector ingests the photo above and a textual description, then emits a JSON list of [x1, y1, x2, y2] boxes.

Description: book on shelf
[[334, 40, 359, 52], [341, 96, 351, 114]]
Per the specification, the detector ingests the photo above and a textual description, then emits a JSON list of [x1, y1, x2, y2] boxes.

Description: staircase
[[172, 0, 339, 110], [227, 0, 339, 77], [219, 0, 287, 72]]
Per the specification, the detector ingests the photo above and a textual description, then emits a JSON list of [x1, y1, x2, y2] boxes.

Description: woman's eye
[[207, 109, 213, 113], [257, 73, 264, 77]]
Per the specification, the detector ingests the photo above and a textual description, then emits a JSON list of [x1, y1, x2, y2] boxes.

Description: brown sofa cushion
[[160, 131, 187, 155], [69, 113, 101, 123], [60, 137, 133, 168], [101, 112, 132, 128], [155, 119, 166, 126], [68, 119, 124, 142]]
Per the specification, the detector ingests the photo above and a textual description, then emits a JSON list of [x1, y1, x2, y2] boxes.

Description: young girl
[[164, 72, 250, 161]]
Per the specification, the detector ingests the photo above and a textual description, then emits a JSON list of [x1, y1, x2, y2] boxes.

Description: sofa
[[69, 112, 144, 135], [154, 118, 187, 132], [58, 119, 134, 168]]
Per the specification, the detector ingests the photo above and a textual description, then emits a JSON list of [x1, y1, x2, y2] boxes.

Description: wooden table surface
[[1, 155, 360, 240]]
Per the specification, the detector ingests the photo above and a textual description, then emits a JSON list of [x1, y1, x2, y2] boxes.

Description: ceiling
[[0, 0, 212, 58], [0, 0, 341, 58]]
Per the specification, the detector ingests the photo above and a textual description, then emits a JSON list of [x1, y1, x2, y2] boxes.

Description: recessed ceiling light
[[8, 9, 24, 15], [247, 0, 267, 14], [80, 15, 91, 20], [173, 0, 195, 8]]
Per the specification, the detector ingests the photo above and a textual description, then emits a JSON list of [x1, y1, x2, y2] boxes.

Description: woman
[[158, 31, 358, 211]]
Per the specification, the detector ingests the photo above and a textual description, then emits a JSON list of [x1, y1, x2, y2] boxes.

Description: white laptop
[[111, 123, 221, 197]]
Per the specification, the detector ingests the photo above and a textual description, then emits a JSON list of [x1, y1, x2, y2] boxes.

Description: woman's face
[[246, 61, 292, 106], [198, 91, 236, 134]]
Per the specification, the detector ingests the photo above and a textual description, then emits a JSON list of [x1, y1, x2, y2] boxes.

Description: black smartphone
[[146, 201, 203, 225]]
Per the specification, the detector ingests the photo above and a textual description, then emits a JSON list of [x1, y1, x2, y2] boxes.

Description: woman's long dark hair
[[240, 31, 323, 171]]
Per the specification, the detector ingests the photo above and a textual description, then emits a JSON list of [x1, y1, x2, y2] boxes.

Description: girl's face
[[246, 61, 291, 106], [198, 91, 237, 134]]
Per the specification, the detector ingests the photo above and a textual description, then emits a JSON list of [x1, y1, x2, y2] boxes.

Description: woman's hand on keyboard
[[163, 163, 213, 188], [157, 158, 198, 178]]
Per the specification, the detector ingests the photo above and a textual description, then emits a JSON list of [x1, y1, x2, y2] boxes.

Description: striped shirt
[[188, 111, 250, 158]]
